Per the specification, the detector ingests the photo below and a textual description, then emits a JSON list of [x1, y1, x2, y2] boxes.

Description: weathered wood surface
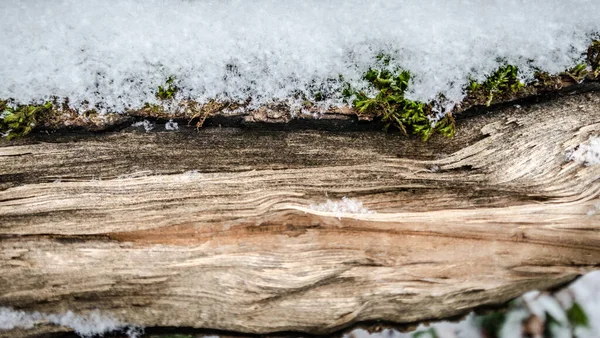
[[0, 91, 599, 336]]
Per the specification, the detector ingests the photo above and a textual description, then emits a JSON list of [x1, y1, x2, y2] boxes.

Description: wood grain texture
[[0, 91, 599, 336]]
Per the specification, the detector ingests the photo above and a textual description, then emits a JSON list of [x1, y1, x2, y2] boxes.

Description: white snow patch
[[46, 310, 123, 337], [0, 308, 142, 337], [0, 308, 43, 330], [1, 1, 599, 112], [567, 136, 600, 166], [131, 120, 154, 133], [522, 291, 568, 324], [569, 270, 600, 338], [308, 196, 375, 220], [165, 119, 179, 131]]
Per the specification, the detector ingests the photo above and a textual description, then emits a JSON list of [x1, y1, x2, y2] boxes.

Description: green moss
[[413, 328, 439, 338], [467, 64, 524, 106], [562, 63, 589, 83], [566, 302, 589, 327], [343, 59, 454, 141], [142, 102, 166, 114], [0, 101, 53, 140], [156, 76, 179, 100], [478, 312, 507, 337]]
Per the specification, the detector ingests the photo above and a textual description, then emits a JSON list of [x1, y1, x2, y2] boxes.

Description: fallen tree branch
[[0, 91, 599, 337]]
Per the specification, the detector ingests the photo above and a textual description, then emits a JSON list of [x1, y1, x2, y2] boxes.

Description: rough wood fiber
[[0, 92, 599, 336]]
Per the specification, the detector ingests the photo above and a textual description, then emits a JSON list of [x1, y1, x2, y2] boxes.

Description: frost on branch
[[566, 136, 600, 166]]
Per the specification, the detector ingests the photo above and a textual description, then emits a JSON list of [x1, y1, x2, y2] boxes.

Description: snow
[[567, 137, 600, 166], [0, 308, 142, 338], [522, 291, 569, 324], [46, 310, 124, 337], [1, 0, 599, 113], [131, 120, 154, 133], [0, 308, 42, 330], [308, 196, 375, 219], [570, 271, 600, 338], [165, 119, 179, 131]]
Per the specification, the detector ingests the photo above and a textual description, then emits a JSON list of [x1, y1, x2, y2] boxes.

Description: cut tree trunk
[[0, 91, 599, 337]]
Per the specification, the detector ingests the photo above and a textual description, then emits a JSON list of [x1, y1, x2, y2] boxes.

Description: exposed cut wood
[[0, 91, 599, 337]]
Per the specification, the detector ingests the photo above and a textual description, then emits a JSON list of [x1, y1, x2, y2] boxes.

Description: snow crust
[[0, 308, 142, 337], [1, 1, 600, 113]]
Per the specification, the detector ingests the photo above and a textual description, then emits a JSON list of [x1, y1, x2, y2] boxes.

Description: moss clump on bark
[[342, 57, 455, 141], [464, 64, 528, 107], [156, 76, 179, 101], [0, 101, 53, 140]]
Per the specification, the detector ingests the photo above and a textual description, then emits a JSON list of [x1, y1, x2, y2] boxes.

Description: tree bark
[[0, 91, 599, 337]]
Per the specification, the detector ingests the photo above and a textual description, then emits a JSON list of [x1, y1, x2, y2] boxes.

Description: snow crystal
[[0, 308, 42, 330], [165, 119, 179, 131], [0, 307, 142, 338], [46, 310, 123, 337], [1, 1, 599, 112], [1, 308, 141, 337], [567, 136, 600, 166], [308, 196, 374, 220], [131, 120, 154, 133]]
